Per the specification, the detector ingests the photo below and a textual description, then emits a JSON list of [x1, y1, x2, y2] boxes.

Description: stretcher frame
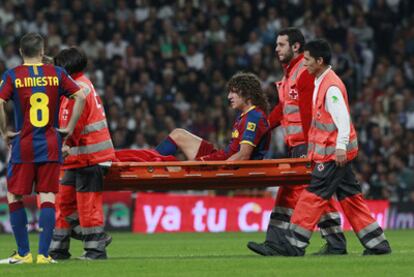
[[103, 158, 312, 191]]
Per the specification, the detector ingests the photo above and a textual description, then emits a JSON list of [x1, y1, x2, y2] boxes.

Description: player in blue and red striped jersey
[[155, 72, 271, 161], [0, 33, 85, 264]]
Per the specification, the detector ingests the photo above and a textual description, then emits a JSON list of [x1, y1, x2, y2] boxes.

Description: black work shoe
[[247, 241, 282, 256], [362, 248, 391, 256], [312, 244, 347, 255], [49, 249, 71, 260]]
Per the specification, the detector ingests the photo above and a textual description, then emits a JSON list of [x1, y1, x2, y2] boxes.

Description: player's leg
[[75, 164, 108, 260], [36, 162, 60, 263], [337, 164, 391, 255], [155, 128, 203, 160], [0, 163, 34, 264], [49, 170, 77, 260]]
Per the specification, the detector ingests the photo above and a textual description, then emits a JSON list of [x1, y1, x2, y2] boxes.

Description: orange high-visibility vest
[[59, 74, 115, 169], [307, 69, 358, 163], [277, 56, 307, 147]]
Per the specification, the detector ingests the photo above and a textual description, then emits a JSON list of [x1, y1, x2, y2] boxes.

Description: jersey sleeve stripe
[[240, 140, 256, 147]]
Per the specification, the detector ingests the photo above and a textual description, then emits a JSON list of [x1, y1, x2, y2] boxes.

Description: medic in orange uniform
[[248, 28, 347, 256], [49, 47, 115, 260]]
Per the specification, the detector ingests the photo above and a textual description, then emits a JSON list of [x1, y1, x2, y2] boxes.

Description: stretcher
[[103, 158, 312, 191]]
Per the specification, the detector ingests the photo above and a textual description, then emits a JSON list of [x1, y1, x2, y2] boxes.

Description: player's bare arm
[[0, 99, 19, 143], [227, 143, 254, 161], [0, 99, 6, 138]]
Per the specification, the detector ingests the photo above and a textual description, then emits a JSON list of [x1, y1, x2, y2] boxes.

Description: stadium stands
[[0, 0, 413, 203]]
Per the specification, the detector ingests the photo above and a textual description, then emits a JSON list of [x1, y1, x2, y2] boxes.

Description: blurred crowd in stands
[[0, 0, 414, 203]]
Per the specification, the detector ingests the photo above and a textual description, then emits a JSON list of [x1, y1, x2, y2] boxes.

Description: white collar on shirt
[[314, 65, 332, 87]]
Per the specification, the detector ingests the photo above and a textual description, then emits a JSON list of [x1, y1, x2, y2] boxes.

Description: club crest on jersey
[[232, 130, 239, 138], [289, 89, 298, 100], [247, 122, 256, 131], [317, 163, 324, 171]]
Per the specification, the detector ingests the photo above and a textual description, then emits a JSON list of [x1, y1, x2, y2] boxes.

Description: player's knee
[[170, 128, 187, 142], [39, 192, 56, 204], [7, 192, 22, 204]]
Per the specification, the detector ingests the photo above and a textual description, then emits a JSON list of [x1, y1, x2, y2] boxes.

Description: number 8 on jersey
[[29, 92, 49, 127]]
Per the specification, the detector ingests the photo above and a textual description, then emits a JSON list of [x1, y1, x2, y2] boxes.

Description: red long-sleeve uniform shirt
[[267, 54, 314, 144]]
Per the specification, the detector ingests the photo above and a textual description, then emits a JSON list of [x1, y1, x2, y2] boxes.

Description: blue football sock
[[9, 203, 30, 256], [38, 204, 56, 256], [155, 136, 178, 156]]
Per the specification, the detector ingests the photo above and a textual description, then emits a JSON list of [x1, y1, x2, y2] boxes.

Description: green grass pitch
[[0, 230, 412, 276]]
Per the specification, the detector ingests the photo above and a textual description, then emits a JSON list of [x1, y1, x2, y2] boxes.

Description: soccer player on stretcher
[[153, 72, 271, 162]]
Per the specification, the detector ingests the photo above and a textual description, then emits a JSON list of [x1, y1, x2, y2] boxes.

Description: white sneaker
[[0, 251, 33, 264]]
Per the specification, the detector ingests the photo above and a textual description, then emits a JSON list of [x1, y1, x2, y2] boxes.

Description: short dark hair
[[304, 39, 332, 65], [226, 72, 269, 113], [20, 33, 44, 58], [54, 47, 87, 74], [278, 27, 305, 52]]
